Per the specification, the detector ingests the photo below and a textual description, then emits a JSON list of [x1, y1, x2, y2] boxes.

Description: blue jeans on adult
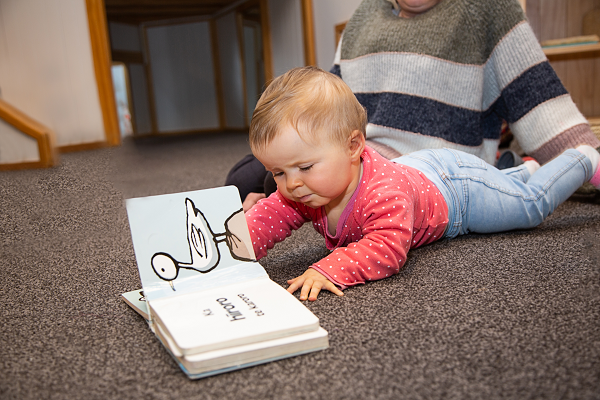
[[393, 149, 593, 239]]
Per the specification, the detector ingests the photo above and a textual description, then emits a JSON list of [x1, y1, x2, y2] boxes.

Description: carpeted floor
[[1, 131, 599, 400]]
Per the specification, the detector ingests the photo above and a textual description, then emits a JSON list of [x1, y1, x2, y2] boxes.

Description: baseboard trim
[[58, 141, 110, 153], [132, 128, 249, 138]]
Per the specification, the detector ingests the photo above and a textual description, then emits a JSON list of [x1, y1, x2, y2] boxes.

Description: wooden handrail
[[0, 99, 58, 170]]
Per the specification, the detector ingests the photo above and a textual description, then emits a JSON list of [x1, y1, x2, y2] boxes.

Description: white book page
[[126, 186, 262, 302], [121, 289, 149, 320], [149, 276, 320, 355]]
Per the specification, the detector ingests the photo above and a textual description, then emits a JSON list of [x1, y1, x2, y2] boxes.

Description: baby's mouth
[[297, 194, 312, 203]]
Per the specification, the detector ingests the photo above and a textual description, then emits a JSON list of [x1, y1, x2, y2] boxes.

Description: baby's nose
[[286, 175, 303, 191]]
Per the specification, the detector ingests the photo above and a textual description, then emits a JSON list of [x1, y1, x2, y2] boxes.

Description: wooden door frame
[[300, 0, 316, 66], [85, 0, 316, 141], [85, 0, 120, 147]]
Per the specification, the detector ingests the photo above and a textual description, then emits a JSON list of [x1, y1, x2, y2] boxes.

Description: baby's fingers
[[324, 281, 344, 297], [287, 269, 344, 301], [286, 276, 305, 295], [301, 280, 322, 301]]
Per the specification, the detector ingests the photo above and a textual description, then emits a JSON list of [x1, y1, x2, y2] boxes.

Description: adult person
[[226, 0, 600, 210]]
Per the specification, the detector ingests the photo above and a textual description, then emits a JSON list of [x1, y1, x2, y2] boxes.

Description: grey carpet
[[1, 132, 599, 400]]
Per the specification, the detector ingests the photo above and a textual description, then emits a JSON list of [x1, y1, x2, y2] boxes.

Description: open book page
[[154, 322, 328, 378], [149, 275, 320, 356], [121, 289, 149, 320], [123, 185, 328, 379], [125, 186, 263, 303]]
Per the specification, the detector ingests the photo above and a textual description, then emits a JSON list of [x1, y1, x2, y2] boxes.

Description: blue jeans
[[392, 149, 593, 239]]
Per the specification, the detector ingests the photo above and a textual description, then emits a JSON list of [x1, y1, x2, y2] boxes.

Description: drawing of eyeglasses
[[151, 198, 254, 290]]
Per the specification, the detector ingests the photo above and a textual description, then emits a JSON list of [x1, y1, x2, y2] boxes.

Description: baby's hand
[[287, 268, 344, 301], [243, 192, 266, 212]]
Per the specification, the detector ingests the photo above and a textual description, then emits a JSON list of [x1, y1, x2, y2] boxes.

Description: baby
[[245, 66, 600, 301]]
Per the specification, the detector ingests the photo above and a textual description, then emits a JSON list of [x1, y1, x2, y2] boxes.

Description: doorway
[[239, 4, 266, 126], [111, 62, 134, 137], [87, 0, 315, 139]]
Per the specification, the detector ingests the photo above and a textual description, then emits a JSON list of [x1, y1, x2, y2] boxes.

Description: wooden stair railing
[[0, 99, 59, 171]]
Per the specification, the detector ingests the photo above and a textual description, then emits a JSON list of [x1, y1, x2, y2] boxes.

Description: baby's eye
[[272, 171, 284, 178], [299, 165, 313, 172]]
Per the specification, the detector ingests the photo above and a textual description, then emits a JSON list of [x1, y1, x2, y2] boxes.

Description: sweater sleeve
[[329, 34, 343, 78], [245, 192, 310, 260], [311, 189, 414, 290], [489, 21, 600, 163]]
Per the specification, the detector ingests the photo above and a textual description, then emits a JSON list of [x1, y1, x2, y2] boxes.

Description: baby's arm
[[247, 189, 415, 300], [245, 193, 309, 259], [246, 195, 342, 300], [286, 226, 411, 301], [288, 193, 415, 300]]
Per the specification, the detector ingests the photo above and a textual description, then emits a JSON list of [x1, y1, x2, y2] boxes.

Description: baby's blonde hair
[[249, 66, 367, 153]]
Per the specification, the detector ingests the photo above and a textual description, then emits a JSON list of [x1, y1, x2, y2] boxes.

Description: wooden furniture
[[526, 0, 600, 123]]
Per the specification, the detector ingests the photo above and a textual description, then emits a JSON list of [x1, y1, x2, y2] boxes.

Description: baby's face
[[254, 125, 358, 210], [394, 0, 444, 18]]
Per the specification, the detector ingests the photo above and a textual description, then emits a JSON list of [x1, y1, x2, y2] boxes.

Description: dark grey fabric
[[225, 153, 269, 201], [224, 153, 277, 200], [1, 131, 599, 400]]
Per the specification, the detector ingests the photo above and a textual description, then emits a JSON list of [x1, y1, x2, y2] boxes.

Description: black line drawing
[[151, 198, 254, 290]]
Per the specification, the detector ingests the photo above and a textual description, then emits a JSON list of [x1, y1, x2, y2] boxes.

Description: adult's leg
[[225, 154, 269, 201], [263, 172, 277, 197]]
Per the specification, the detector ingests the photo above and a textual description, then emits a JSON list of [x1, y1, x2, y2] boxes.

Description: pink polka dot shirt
[[245, 146, 449, 289]]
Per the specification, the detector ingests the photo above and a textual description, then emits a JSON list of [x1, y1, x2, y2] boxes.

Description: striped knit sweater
[[331, 0, 600, 164]]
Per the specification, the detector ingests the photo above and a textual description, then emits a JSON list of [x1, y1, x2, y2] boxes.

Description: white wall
[[268, 0, 305, 77], [216, 13, 245, 128], [0, 5, 8, 97], [0, 119, 39, 163], [146, 21, 219, 133], [312, 0, 363, 70], [0, 0, 105, 147]]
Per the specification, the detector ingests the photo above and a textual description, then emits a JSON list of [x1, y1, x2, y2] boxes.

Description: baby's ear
[[349, 130, 365, 159]]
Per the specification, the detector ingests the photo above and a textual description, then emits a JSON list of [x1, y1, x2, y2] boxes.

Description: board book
[[123, 186, 328, 379]]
